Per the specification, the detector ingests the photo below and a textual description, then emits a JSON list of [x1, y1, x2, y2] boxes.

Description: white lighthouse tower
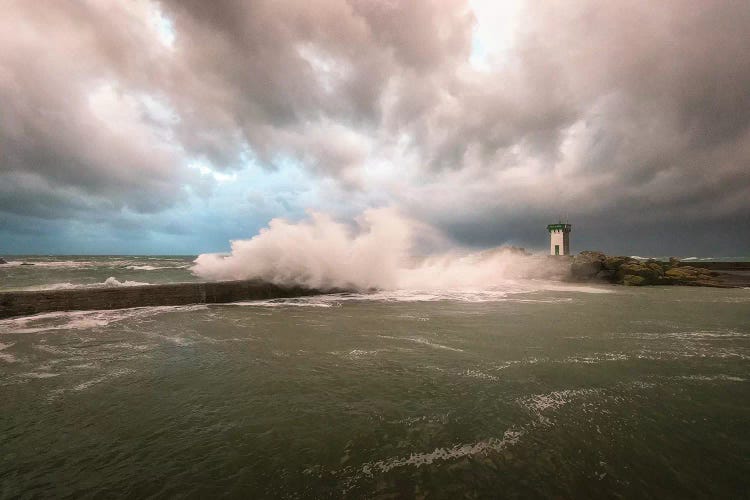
[[547, 222, 571, 256]]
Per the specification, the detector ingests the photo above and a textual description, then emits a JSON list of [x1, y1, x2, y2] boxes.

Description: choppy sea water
[[1, 257, 749, 498], [0, 255, 198, 291]]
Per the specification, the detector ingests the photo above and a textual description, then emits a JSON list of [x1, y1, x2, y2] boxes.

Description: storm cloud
[[1, 0, 749, 255]]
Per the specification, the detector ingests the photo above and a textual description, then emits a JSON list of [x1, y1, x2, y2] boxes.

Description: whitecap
[[331, 349, 389, 360], [125, 265, 189, 271], [358, 428, 524, 476], [377, 335, 464, 352], [0, 351, 17, 363], [17, 277, 151, 291], [22, 372, 61, 379], [517, 388, 600, 413], [228, 298, 337, 308], [0, 305, 207, 334], [541, 284, 614, 294], [671, 374, 745, 382], [0, 342, 17, 362], [562, 353, 629, 364], [460, 369, 499, 381], [623, 330, 749, 341], [49, 368, 136, 400], [494, 357, 546, 370]]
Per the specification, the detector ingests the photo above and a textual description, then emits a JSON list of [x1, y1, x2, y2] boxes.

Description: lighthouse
[[547, 222, 571, 256]]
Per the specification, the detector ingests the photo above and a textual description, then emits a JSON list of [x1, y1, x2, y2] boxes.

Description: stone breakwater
[[0, 280, 341, 319], [569, 251, 750, 287]]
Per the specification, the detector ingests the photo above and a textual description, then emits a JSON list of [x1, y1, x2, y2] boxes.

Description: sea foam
[[0, 305, 207, 334]]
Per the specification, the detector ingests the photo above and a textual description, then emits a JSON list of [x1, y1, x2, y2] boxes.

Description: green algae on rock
[[569, 252, 744, 287]]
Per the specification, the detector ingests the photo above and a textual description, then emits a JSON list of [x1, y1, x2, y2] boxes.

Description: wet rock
[[20, 262, 34, 266], [569, 251, 737, 287], [570, 251, 606, 280], [595, 269, 617, 281], [622, 275, 647, 286], [616, 262, 664, 284], [603, 255, 631, 271], [0, 258, 7, 264], [663, 266, 717, 285]]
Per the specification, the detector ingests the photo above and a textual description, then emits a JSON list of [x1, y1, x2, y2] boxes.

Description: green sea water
[[0, 256, 198, 291], [0, 257, 749, 498]]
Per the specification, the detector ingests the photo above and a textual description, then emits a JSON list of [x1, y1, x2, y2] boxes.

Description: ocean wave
[[329, 349, 390, 360], [0, 341, 18, 363], [1, 258, 192, 270], [20, 371, 61, 379], [517, 388, 601, 413], [357, 428, 525, 476], [0, 305, 207, 334], [631, 256, 748, 262], [226, 282, 612, 308], [338, 385, 607, 489], [2, 259, 135, 268], [562, 353, 629, 364], [621, 330, 749, 340], [378, 335, 464, 352], [229, 298, 338, 308], [422, 365, 498, 380], [459, 369, 500, 381], [493, 357, 547, 370], [18, 277, 151, 291], [669, 374, 746, 382], [48, 368, 136, 400], [634, 346, 750, 361], [0, 260, 98, 268], [125, 265, 190, 271]]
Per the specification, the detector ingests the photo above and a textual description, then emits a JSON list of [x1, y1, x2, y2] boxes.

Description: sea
[[1, 256, 749, 498]]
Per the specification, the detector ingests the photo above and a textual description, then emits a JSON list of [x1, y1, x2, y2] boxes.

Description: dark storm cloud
[[0, 0, 749, 254], [0, 0, 195, 222], [0, 0, 473, 221], [158, 0, 474, 177], [395, 1, 750, 252]]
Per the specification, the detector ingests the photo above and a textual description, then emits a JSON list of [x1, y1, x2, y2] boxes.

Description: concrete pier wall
[[0, 280, 336, 319]]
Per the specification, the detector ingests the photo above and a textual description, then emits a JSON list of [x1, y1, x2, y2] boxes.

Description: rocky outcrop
[[0, 258, 7, 264], [570, 251, 606, 280], [569, 252, 734, 287]]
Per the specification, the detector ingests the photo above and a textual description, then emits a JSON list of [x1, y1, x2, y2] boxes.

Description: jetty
[[569, 252, 750, 287], [0, 280, 340, 319]]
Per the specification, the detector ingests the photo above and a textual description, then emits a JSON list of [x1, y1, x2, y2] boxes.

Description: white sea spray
[[191, 208, 587, 293]]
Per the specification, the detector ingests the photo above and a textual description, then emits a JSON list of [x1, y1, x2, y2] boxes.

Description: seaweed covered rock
[[568, 251, 730, 287], [617, 260, 665, 285], [603, 255, 631, 270], [622, 275, 647, 286], [570, 251, 606, 280], [663, 266, 718, 285]]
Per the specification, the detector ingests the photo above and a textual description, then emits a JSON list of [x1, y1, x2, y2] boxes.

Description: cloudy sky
[[1, 0, 749, 256]]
